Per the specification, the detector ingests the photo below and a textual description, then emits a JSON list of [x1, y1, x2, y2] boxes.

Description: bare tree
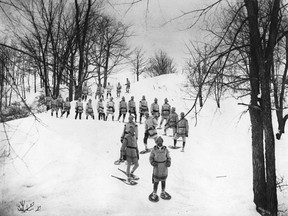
[[130, 46, 147, 82], [146, 50, 177, 77]]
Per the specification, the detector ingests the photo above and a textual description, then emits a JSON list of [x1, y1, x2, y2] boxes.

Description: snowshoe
[[160, 191, 171, 200], [148, 193, 159, 202], [181, 148, 185, 152], [114, 159, 124, 165], [130, 173, 139, 181], [168, 145, 181, 149], [140, 149, 151, 154]]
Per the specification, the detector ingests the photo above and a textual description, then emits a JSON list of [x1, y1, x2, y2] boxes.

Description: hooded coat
[[149, 145, 171, 182]]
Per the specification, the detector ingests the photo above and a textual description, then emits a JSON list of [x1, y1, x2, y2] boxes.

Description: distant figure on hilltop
[[95, 83, 104, 100], [125, 78, 130, 93], [57, 95, 64, 114], [82, 82, 89, 101], [45, 93, 52, 111], [51, 96, 59, 117], [75, 97, 84, 120], [61, 97, 71, 118], [106, 82, 113, 99], [116, 82, 122, 98]]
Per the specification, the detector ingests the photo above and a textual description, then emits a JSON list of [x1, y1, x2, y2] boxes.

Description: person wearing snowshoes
[[120, 125, 139, 182], [125, 78, 131, 93], [85, 99, 95, 120], [106, 97, 115, 121], [45, 93, 52, 111], [150, 98, 160, 119], [116, 82, 122, 98], [116, 115, 138, 164], [106, 82, 113, 99], [82, 82, 89, 101], [149, 136, 171, 202], [97, 98, 106, 120], [164, 107, 178, 136], [128, 96, 137, 122], [118, 96, 128, 122], [158, 98, 171, 129], [143, 112, 158, 152], [51, 96, 59, 117], [173, 112, 189, 151], [61, 97, 71, 118], [139, 95, 149, 124]]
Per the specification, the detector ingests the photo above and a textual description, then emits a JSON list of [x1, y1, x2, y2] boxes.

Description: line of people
[[94, 79, 130, 100]]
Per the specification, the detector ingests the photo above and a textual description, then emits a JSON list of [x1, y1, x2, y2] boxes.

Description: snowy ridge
[[0, 73, 287, 216]]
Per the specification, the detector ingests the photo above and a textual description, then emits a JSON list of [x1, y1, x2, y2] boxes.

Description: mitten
[[166, 160, 171, 167], [120, 137, 124, 143], [151, 161, 157, 167], [185, 133, 188, 137]]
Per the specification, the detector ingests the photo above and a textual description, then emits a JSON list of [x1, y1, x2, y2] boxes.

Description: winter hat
[[155, 136, 163, 144]]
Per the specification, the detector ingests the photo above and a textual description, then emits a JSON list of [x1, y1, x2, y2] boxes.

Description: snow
[[1, 73, 288, 216]]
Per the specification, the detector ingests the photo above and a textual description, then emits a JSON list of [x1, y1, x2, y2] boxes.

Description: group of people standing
[[118, 99, 189, 201], [45, 78, 189, 202]]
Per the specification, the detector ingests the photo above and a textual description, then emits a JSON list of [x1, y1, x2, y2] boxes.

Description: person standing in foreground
[[173, 112, 189, 151], [120, 125, 139, 181], [149, 136, 171, 202], [116, 115, 138, 164]]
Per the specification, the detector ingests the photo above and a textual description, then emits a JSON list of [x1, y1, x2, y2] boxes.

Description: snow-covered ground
[[0, 73, 287, 216]]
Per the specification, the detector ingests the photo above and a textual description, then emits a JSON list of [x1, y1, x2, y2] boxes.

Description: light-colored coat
[[149, 145, 171, 182], [121, 133, 138, 162], [177, 118, 189, 136], [145, 116, 158, 136]]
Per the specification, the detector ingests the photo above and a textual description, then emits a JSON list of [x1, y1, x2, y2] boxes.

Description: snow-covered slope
[[0, 73, 287, 216]]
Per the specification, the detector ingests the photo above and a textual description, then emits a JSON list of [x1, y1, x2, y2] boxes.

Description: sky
[[105, 0, 220, 71]]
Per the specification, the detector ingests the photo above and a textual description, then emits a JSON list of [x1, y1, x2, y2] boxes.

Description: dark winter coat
[[149, 145, 171, 182]]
